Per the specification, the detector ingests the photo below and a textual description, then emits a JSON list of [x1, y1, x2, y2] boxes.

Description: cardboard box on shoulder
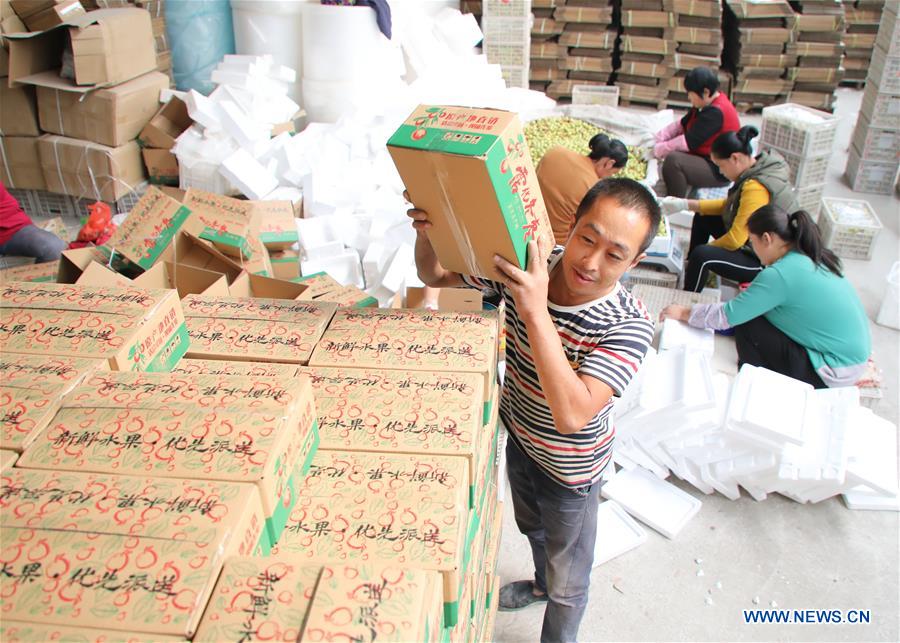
[[0, 260, 59, 285], [0, 281, 189, 371], [0, 135, 46, 190], [37, 135, 144, 202], [0, 353, 104, 451], [0, 468, 267, 557], [5, 8, 156, 91], [37, 71, 169, 147], [0, 526, 220, 637], [182, 295, 337, 365], [387, 105, 554, 281]]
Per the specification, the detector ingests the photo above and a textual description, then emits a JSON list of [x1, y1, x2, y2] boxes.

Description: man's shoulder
[[567, 286, 654, 330]]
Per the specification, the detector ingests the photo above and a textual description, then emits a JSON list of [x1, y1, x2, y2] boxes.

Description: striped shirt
[[464, 247, 654, 488]]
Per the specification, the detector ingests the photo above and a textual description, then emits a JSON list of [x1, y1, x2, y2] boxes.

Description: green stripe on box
[[441, 625, 452, 643], [293, 271, 325, 282], [354, 297, 378, 308], [266, 471, 297, 546], [260, 232, 299, 244], [388, 124, 498, 157], [253, 270, 270, 277], [137, 205, 192, 269], [30, 275, 55, 282], [254, 528, 272, 557], [297, 421, 320, 478], [485, 140, 529, 270], [143, 322, 189, 373], [482, 400, 491, 426], [271, 256, 299, 265], [148, 175, 179, 187], [199, 227, 252, 258], [443, 600, 459, 630]]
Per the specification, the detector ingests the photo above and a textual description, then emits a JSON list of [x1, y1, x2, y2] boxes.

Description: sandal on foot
[[498, 580, 548, 612]]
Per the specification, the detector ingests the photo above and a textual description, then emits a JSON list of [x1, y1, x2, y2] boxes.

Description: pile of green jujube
[[524, 117, 649, 181]]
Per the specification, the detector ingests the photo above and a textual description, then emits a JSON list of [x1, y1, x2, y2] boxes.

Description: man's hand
[[493, 240, 548, 322], [404, 190, 432, 234], [660, 304, 691, 322]]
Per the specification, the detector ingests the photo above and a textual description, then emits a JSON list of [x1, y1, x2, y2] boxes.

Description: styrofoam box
[[845, 143, 900, 195], [593, 500, 648, 566], [851, 113, 900, 163], [601, 466, 702, 539], [842, 485, 900, 511]]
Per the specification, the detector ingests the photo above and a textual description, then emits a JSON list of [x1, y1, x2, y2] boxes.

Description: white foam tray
[[593, 500, 648, 566], [601, 467, 702, 539]]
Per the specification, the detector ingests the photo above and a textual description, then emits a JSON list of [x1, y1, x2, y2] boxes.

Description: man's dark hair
[[683, 67, 719, 97], [574, 177, 662, 255]]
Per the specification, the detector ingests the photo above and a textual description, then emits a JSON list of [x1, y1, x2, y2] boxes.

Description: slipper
[[498, 580, 548, 612]]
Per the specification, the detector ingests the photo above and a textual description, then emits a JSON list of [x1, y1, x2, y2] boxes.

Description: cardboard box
[[0, 527, 221, 637], [256, 200, 299, 250], [0, 468, 267, 557], [183, 188, 260, 259], [301, 449, 469, 511], [387, 105, 554, 281], [0, 448, 17, 470], [105, 186, 196, 269], [9, 0, 62, 19], [228, 271, 309, 300], [0, 84, 39, 135], [37, 215, 67, 238], [74, 260, 133, 287], [134, 261, 230, 298], [18, 397, 318, 546], [142, 146, 178, 185], [20, 0, 85, 32], [5, 8, 156, 91], [292, 270, 342, 298], [269, 249, 300, 280], [271, 492, 468, 628], [299, 365, 483, 505], [0, 623, 183, 642], [159, 230, 244, 284], [0, 356, 105, 452], [301, 564, 443, 643], [309, 308, 498, 412], [172, 358, 304, 378], [243, 233, 272, 276], [316, 284, 378, 308], [138, 95, 190, 150], [56, 245, 112, 283], [0, 135, 46, 190], [0, 260, 58, 284], [182, 295, 337, 365], [0, 282, 189, 371], [405, 288, 481, 312], [194, 557, 323, 643], [37, 71, 168, 147], [37, 135, 145, 202]]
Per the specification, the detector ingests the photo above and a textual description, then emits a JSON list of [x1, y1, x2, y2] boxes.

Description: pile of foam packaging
[[172, 5, 554, 304], [591, 320, 898, 565]]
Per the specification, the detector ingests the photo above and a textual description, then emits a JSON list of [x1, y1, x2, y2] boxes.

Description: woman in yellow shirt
[[661, 126, 798, 291]]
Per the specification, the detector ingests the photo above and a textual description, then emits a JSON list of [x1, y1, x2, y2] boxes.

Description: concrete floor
[[493, 88, 900, 642]]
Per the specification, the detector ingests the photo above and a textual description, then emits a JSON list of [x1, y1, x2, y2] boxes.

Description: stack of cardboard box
[[529, 2, 564, 92], [785, 0, 845, 111], [481, 0, 532, 90], [7, 0, 86, 32], [723, 0, 795, 111], [2, 7, 165, 213], [668, 0, 723, 109], [136, 0, 173, 84], [846, 2, 900, 194], [551, 0, 616, 101], [841, 0, 883, 85], [615, 0, 674, 108]]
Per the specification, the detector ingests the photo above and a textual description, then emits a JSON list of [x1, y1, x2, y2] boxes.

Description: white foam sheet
[[844, 408, 899, 495], [842, 485, 900, 511], [658, 318, 714, 356], [732, 365, 812, 447], [593, 500, 648, 567], [219, 149, 279, 201], [601, 467, 702, 539], [300, 250, 363, 288]]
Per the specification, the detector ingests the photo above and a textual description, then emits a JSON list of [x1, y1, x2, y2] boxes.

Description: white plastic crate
[[572, 84, 619, 106], [6, 188, 38, 218], [869, 46, 900, 95], [482, 0, 532, 18], [501, 64, 529, 89], [860, 84, 900, 131], [179, 158, 239, 197], [483, 41, 528, 67], [625, 265, 678, 290], [794, 182, 825, 218], [819, 197, 883, 261], [760, 103, 840, 158], [845, 144, 900, 195], [481, 15, 532, 45], [767, 146, 830, 186], [850, 113, 900, 163], [31, 190, 81, 219]]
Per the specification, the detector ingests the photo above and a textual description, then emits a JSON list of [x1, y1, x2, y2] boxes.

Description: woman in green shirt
[[661, 205, 870, 388]]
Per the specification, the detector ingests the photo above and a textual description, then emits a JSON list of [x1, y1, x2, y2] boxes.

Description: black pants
[[735, 316, 827, 388], [661, 151, 730, 197], [683, 215, 763, 292]]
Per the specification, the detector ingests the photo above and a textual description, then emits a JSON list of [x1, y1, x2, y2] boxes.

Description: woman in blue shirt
[[661, 205, 871, 388]]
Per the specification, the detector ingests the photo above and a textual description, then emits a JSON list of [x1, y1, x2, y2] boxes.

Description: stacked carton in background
[[616, 0, 674, 108], [528, 2, 564, 93], [482, 0, 532, 89], [845, 2, 900, 194], [723, 0, 796, 110], [841, 0, 883, 85], [552, 0, 616, 102], [786, 0, 846, 111], [668, 0, 724, 109]]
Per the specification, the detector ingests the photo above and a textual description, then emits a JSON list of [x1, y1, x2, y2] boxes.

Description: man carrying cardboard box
[[408, 178, 660, 643]]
